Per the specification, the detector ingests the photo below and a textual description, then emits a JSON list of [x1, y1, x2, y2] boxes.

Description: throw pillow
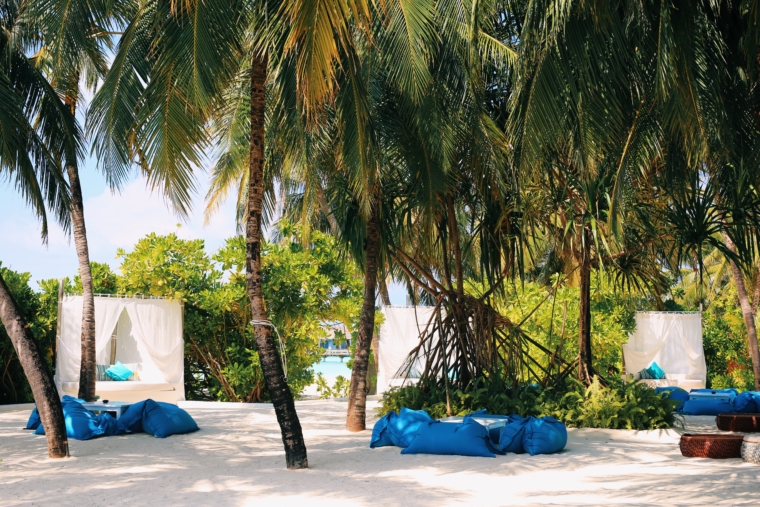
[[105, 361, 134, 381]]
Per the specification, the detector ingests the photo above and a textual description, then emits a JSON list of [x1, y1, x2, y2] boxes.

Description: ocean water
[[313, 356, 352, 378]]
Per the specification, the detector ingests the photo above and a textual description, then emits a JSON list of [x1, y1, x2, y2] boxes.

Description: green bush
[[378, 377, 680, 430]]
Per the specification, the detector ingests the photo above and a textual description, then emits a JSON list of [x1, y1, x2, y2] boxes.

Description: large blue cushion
[[401, 419, 496, 457], [370, 412, 396, 448], [34, 398, 127, 440], [733, 392, 760, 413], [25, 407, 41, 430], [523, 416, 567, 456], [142, 400, 199, 438], [682, 398, 735, 415], [689, 388, 738, 402], [105, 361, 134, 381], [654, 387, 690, 412], [497, 415, 529, 454], [386, 408, 433, 448], [118, 400, 148, 433]]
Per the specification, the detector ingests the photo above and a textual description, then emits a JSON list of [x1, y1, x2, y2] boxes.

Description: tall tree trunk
[[0, 271, 69, 458], [346, 198, 381, 432], [722, 233, 760, 391], [246, 54, 308, 469], [64, 95, 96, 402], [379, 276, 391, 306], [578, 249, 593, 384], [752, 265, 760, 316]]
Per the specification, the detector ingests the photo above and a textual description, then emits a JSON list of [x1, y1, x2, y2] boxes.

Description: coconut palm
[[18, 0, 129, 400], [0, 0, 79, 458]]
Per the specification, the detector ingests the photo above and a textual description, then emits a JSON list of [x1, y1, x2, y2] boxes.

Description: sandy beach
[[1, 399, 758, 506]]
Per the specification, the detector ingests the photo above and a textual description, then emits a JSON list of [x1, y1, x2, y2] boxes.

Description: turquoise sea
[[314, 356, 352, 377]]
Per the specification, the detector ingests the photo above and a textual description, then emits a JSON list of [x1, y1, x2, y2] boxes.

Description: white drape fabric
[[377, 306, 436, 394], [55, 296, 184, 397], [622, 312, 706, 381]]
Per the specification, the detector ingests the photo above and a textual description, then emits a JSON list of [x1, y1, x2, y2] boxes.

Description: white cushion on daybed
[[62, 381, 175, 392]]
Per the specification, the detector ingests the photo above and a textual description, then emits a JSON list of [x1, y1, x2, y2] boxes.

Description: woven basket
[[715, 413, 760, 433], [679, 434, 744, 459], [741, 436, 760, 465]]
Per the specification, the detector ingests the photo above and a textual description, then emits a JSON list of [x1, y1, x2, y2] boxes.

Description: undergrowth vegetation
[[379, 377, 680, 430]]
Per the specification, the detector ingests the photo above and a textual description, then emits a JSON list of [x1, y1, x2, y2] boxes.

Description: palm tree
[[88, 0, 383, 468], [19, 0, 126, 401], [0, 0, 79, 458]]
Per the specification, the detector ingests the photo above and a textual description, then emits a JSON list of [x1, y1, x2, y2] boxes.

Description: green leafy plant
[[379, 376, 680, 430], [316, 374, 351, 399]]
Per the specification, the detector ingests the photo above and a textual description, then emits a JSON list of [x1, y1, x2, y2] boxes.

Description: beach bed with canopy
[[622, 311, 707, 390], [55, 294, 185, 403]]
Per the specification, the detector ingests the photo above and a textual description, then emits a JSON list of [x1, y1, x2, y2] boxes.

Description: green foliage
[[489, 274, 649, 379], [701, 285, 757, 391], [112, 225, 363, 402], [379, 377, 680, 430], [0, 265, 57, 404], [315, 374, 350, 399]]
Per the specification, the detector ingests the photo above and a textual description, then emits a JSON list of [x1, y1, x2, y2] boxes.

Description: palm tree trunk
[[0, 271, 69, 458], [578, 251, 593, 384], [722, 233, 760, 391], [346, 198, 381, 432], [63, 95, 96, 402], [246, 54, 308, 469], [379, 277, 391, 306]]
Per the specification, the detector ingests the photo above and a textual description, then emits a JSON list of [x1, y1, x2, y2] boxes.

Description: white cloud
[[0, 175, 238, 285]]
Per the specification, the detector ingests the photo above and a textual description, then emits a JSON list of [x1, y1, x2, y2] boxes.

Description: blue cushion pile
[[371, 409, 567, 458], [654, 387, 760, 415], [27, 397, 199, 440]]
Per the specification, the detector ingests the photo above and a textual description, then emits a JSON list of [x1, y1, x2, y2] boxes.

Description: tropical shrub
[[0, 265, 56, 404], [378, 376, 680, 430], [316, 373, 350, 399]]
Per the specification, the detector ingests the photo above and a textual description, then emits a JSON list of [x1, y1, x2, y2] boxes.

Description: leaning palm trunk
[[63, 95, 96, 402], [722, 232, 760, 391], [346, 198, 381, 432], [0, 271, 69, 458], [246, 54, 308, 469]]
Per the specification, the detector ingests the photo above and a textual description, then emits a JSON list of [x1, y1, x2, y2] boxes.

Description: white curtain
[[56, 296, 125, 383], [622, 312, 706, 381], [124, 300, 184, 384], [377, 306, 436, 393], [55, 296, 183, 386]]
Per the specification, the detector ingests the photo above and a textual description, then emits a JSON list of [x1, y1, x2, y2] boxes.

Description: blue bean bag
[[463, 410, 511, 444], [25, 407, 41, 430], [141, 399, 199, 438], [689, 388, 738, 402], [33, 397, 127, 440], [401, 419, 497, 457], [370, 411, 396, 448], [682, 398, 735, 415], [385, 408, 433, 448], [733, 392, 760, 413], [118, 400, 148, 433], [523, 416, 567, 456], [654, 387, 690, 412], [497, 415, 529, 454]]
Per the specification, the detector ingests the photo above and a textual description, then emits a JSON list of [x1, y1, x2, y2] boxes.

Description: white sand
[[1, 400, 758, 506]]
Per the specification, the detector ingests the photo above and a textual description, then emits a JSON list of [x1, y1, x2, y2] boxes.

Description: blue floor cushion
[[401, 419, 496, 457], [523, 416, 567, 456], [118, 400, 148, 433], [142, 399, 199, 438], [386, 408, 433, 448], [370, 411, 396, 448], [733, 392, 760, 413], [34, 397, 127, 440], [682, 398, 735, 415], [497, 415, 529, 454], [25, 407, 41, 430]]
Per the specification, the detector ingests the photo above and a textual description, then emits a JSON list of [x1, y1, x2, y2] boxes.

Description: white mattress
[[61, 381, 175, 392]]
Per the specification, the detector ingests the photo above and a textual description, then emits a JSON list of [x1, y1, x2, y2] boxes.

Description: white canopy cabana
[[376, 306, 435, 394], [622, 311, 706, 390], [55, 295, 185, 403]]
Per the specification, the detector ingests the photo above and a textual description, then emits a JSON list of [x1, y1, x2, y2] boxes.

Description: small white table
[[81, 401, 133, 419]]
